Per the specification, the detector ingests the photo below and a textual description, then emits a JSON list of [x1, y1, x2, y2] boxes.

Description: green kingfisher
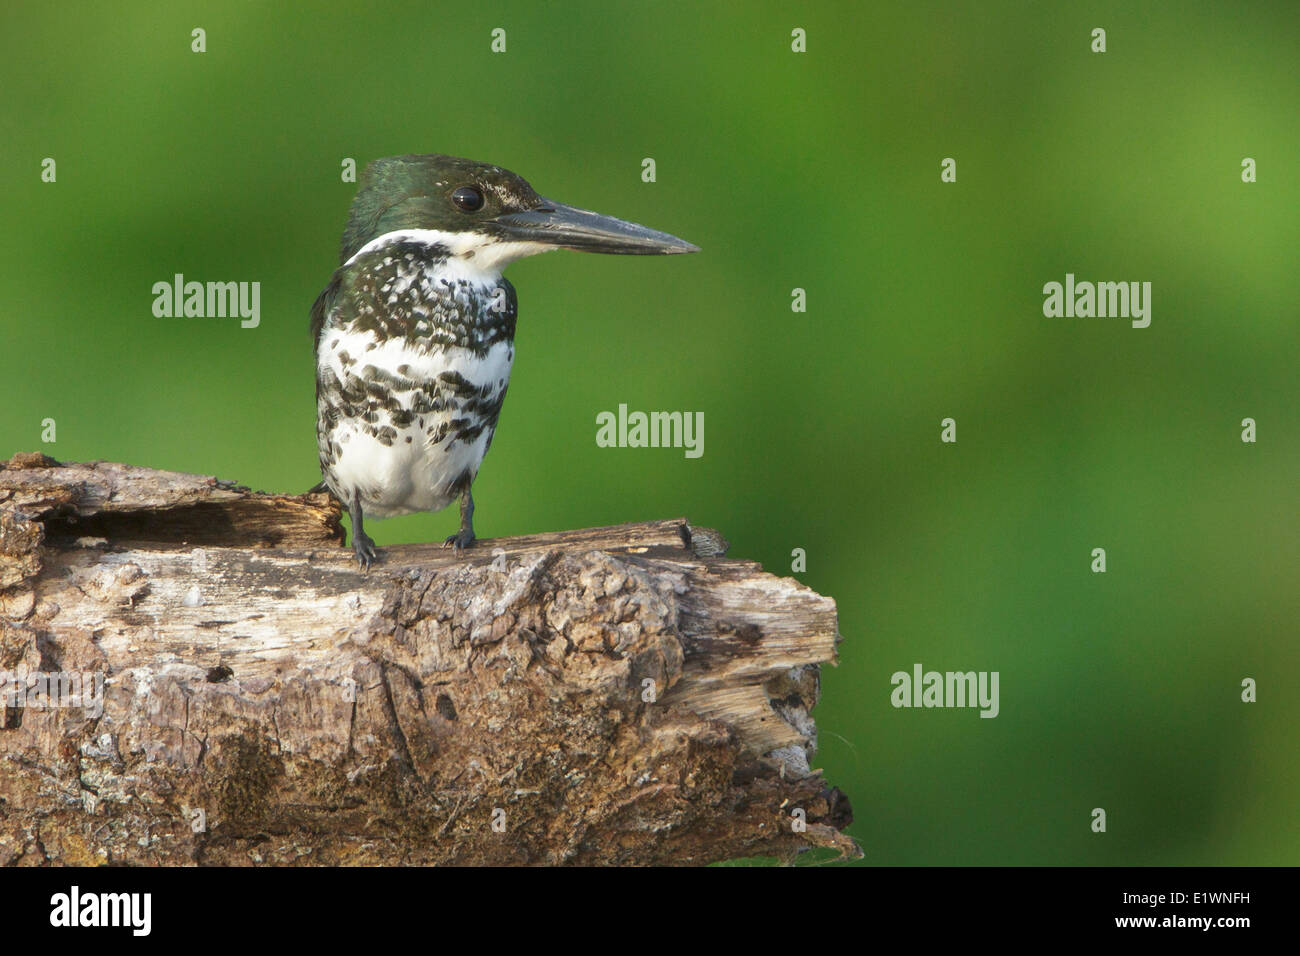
[[312, 154, 698, 569]]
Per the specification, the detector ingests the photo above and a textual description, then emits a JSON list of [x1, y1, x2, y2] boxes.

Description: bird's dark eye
[[451, 185, 485, 212]]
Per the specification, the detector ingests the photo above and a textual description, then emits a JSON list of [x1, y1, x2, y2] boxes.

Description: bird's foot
[[353, 530, 381, 570], [442, 529, 476, 551]]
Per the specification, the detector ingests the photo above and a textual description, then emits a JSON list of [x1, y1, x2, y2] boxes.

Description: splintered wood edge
[[0, 455, 730, 561], [0, 455, 343, 550]]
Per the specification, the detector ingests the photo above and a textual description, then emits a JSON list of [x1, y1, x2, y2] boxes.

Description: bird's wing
[[310, 271, 346, 413], [309, 271, 343, 353]]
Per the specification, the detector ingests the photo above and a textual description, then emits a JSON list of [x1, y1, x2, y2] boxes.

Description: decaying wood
[[0, 453, 856, 865]]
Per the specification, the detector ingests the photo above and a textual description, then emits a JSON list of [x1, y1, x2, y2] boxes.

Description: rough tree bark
[[0, 453, 856, 866]]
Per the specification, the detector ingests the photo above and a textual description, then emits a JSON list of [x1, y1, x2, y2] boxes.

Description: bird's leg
[[443, 487, 476, 550], [349, 490, 380, 570]]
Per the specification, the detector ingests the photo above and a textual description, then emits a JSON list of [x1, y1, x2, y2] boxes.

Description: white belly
[[317, 330, 513, 518]]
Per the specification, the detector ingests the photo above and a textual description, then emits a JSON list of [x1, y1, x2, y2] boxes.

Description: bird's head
[[339, 154, 699, 270]]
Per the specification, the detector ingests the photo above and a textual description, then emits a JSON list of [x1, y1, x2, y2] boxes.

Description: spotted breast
[[313, 234, 517, 522]]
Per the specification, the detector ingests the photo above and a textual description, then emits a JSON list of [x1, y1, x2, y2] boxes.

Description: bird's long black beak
[[493, 199, 699, 255]]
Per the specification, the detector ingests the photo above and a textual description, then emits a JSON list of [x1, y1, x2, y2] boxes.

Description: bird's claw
[[442, 530, 476, 551], [353, 531, 381, 570]]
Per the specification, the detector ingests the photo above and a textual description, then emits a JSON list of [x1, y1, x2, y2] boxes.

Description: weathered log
[[0, 453, 855, 865]]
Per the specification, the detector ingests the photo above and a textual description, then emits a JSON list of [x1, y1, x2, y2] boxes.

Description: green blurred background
[[2, 1, 1296, 864]]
